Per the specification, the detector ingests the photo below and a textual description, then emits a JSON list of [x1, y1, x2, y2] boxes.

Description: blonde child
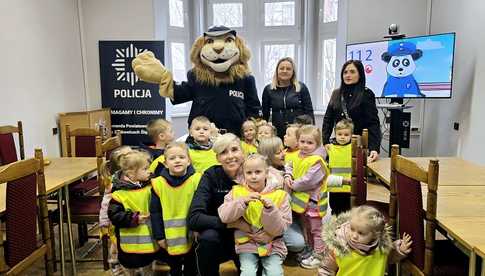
[[108, 150, 157, 275], [150, 142, 200, 276], [241, 119, 258, 156], [257, 137, 286, 191], [147, 119, 175, 176], [218, 154, 292, 276], [284, 125, 330, 269], [319, 206, 412, 276], [186, 116, 219, 173], [327, 119, 354, 215], [283, 123, 300, 166], [257, 122, 277, 142], [99, 145, 132, 275]]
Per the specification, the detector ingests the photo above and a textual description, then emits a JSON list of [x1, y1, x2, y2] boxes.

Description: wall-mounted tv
[[346, 33, 455, 98]]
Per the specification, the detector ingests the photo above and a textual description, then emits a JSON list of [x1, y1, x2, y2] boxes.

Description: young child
[[141, 118, 174, 159], [218, 154, 292, 276], [283, 123, 300, 166], [294, 114, 314, 125], [150, 142, 200, 276], [257, 137, 286, 190], [147, 119, 175, 176], [99, 145, 132, 275], [257, 122, 276, 142], [284, 125, 330, 269], [326, 119, 354, 215], [186, 116, 219, 173], [319, 206, 412, 276], [240, 119, 258, 156], [108, 150, 158, 275]]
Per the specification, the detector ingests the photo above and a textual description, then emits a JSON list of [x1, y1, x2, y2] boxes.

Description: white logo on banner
[[111, 44, 146, 86]]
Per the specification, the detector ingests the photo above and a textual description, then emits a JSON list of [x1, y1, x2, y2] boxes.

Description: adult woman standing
[[262, 57, 314, 139], [322, 60, 381, 162]]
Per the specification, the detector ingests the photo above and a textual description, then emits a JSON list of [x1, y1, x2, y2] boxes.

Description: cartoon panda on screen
[[381, 41, 425, 97]]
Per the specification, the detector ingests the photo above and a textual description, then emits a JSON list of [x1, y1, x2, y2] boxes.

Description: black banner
[[99, 41, 165, 145]]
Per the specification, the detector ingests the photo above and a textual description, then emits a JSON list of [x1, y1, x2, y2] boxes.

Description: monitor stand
[[377, 98, 412, 156]]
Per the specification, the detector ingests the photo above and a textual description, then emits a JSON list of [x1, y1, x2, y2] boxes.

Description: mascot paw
[[132, 51, 174, 100]]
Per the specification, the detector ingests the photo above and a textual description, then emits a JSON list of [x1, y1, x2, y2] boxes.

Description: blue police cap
[[387, 41, 417, 56], [204, 25, 237, 37]]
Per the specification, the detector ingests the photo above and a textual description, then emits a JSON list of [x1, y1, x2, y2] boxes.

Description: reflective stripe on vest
[[188, 148, 219, 173], [290, 154, 330, 217], [232, 185, 287, 256], [112, 186, 158, 253], [328, 143, 352, 193], [335, 249, 388, 276], [152, 173, 201, 255]]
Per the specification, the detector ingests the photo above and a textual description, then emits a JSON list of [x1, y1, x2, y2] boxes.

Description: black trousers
[[194, 228, 239, 276], [156, 247, 198, 276], [329, 192, 351, 215]]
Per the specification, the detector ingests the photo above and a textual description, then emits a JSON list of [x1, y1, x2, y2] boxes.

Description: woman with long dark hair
[[322, 60, 381, 162]]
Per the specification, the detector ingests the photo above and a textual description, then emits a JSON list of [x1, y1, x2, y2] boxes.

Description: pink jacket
[[218, 181, 292, 257]]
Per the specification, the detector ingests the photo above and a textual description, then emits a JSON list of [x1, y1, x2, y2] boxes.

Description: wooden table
[[1, 157, 97, 276], [368, 157, 485, 187]]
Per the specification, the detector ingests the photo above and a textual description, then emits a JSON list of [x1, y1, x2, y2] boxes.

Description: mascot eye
[[392, 59, 400, 67], [206, 38, 214, 44], [225, 37, 234, 43], [402, 58, 410, 66]]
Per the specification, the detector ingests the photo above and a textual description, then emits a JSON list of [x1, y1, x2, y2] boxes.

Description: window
[[169, 0, 184, 27], [263, 44, 295, 85], [322, 39, 336, 104], [323, 0, 338, 23], [264, 1, 295, 26], [170, 42, 187, 82], [212, 3, 243, 27]]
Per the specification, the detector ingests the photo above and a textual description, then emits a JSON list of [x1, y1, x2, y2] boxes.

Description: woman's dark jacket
[[262, 82, 314, 138]]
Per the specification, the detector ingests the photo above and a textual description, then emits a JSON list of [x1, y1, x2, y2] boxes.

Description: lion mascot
[[132, 25, 262, 135]]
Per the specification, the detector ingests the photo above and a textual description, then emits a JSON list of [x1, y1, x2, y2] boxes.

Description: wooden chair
[[0, 149, 53, 275], [390, 145, 468, 276], [0, 121, 25, 165]]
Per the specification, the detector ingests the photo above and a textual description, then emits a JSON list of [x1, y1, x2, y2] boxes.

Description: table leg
[[469, 251, 476, 276], [63, 186, 77, 275], [58, 190, 65, 275]]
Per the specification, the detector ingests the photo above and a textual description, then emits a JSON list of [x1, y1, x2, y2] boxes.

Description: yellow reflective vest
[[231, 185, 287, 256], [284, 149, 299, 167], [335, 249, 388, 276], [241, 140, 258, 156], [188, 148, 219, 173], [151, 173, 201, 255], [290, 154, 330, 217], [328, 143, 352, 193], [149, 155, 165, 173], [111, 185, 158, 254]]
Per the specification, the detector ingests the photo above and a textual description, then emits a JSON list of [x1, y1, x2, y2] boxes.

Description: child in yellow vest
[[240, 119, 258, 156], [326, 119, 354, 215], [218, 154, 292, 276], [283, 123, 300, 167], [108, 150, 158, 275], [284, 125, 330, 269], [319, 206, 412, 276], [147, 119, 175, 176], [185, 116, 219, 173], [99, 145, 132, 275], [150, 142, 200, 276]]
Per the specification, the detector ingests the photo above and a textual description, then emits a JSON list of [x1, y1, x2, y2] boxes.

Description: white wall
[[80, 0, 156, 109], [0, 0, 86, 157]]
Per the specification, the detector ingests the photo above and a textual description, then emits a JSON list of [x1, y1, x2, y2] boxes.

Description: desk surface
[[1, 157, 97, 213], [368, 157, 485, 186], [437, 217, 485, 250]]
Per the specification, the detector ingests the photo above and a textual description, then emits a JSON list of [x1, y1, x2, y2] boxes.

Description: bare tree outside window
[[264, 1, 295, 26], [323, 0, 338, 23], [322, 39, 336, 105], [263, 44, 295, 85], [213, 3, 243, 27], [171, 42, 187, 82], [169, 0, 184, 27]]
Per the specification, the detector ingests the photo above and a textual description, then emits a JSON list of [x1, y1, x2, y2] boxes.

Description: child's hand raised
[[400, 232, 413, 254], [243, 192, 260, 204], [283, 176, 294, 190], [138, 214, 150, 224], [260, 198, 274, 209], [157, 239, 167, 249]]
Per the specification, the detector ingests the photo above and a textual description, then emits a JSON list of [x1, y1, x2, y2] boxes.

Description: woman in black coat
[[262, 57, 314, 139], [322, 60, 382, 162]]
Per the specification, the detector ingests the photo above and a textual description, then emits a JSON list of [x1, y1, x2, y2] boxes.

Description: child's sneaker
[[300, 254, 322, 269], [110, 262, 125, 276], [296, 246, 313, 262]]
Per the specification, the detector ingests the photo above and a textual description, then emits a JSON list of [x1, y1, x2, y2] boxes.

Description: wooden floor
[[25, 181, 390, 275]]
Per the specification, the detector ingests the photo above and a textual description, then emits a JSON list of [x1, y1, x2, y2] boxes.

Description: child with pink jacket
[[218, 154, 292, 276]]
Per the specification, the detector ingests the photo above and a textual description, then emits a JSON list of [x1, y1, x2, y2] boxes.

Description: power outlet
[[453, 122, 459, 131], [52, 127, 58, 135]]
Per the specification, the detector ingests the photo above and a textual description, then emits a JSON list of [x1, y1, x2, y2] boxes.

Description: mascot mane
[[190, 36, 252, 86]]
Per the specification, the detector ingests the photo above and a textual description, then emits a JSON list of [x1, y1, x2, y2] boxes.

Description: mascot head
[[190, 25, 251, 86], [381, 42, 422, 78]]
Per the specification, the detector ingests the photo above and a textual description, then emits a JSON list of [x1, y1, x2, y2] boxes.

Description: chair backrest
[[351, 134, 367, 207], [96, 131, 122, 194], [392, 145, 438, 276], [0, 149, 53, 275], [65, 125, 101, 157], [0, 121, 25, 165]]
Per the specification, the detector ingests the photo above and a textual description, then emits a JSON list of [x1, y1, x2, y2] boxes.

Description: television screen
[[346, 33, 455, 98]]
